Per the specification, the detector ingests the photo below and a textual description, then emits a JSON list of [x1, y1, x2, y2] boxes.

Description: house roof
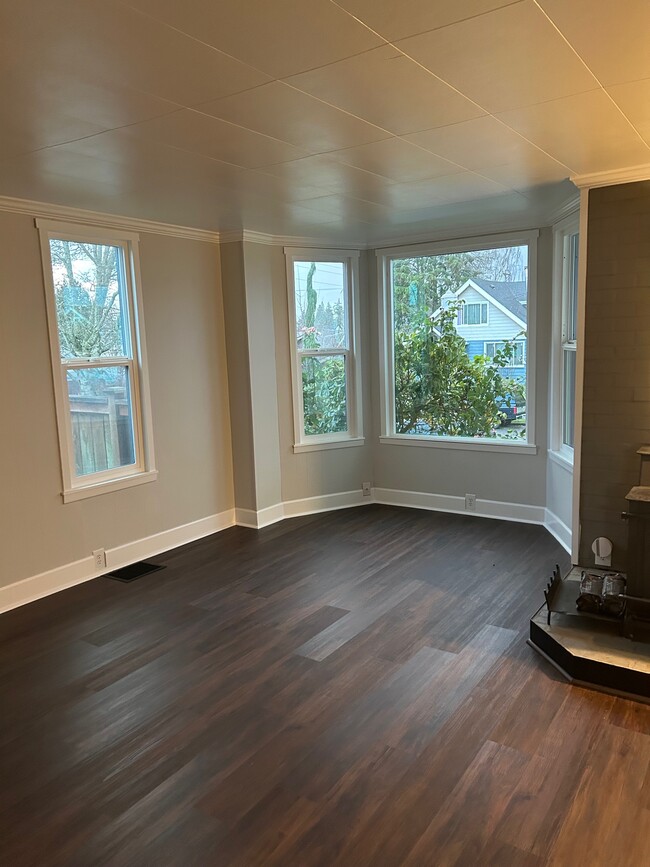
[[470, 279, 527, 324]]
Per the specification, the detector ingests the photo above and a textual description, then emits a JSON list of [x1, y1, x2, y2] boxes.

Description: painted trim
[[1, 490, 572, 613], [0, 509, 236, 614], [373, 487, 545, 524], [0, 195, 582, 252], [543, 509, 572, 554], [379, 435, 537, 455], [571, 189, 589, 564], [63, 470, 158, 503], [234, 490, 370, 528], [37, 219, 157, 502], [571, 164, 650, 190], [0, 195, 220, 243], [221, 229, 365, 249], [293, 437, 365, 454], [283, 489, 370, 519]]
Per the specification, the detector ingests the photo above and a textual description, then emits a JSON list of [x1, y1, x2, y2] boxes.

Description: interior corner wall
[[368, 227, 554, 509], [220, 240, 257, 512], [0, 210, 234, 589], [272, 244, 373, 503], [579, 180, 650, 569]]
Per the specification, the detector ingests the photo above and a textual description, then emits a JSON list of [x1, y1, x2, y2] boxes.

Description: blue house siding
[[463, 341, 526, 386]]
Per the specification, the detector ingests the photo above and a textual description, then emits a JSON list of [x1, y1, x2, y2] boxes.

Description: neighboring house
[[437, 278, 528, 387]]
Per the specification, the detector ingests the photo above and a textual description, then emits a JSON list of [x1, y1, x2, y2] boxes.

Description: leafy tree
[[394, 301, 524, 437], [302, 356, 347, 435], [50, 240, 123, 358], [392, 251, 481, 332]]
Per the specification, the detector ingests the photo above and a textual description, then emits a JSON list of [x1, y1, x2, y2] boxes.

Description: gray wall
[[369, 228, 553, 508], [579, 181, 650, 568], [0, 211, 234, 587]]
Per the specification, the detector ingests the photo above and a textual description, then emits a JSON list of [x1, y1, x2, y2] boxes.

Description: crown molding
[[571, 164, 650, 190], [219, 228, 365, 249], [546, 194, 580, 225], [0, 195, 221, 243]]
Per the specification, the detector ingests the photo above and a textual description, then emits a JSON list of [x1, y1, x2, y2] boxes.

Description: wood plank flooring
[[1, 504, 648, 866]]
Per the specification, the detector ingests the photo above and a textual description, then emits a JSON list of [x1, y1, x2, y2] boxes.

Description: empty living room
[[1, 1, 649, 864]]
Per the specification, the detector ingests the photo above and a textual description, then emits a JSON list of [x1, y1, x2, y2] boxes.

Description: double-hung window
[[285, 248, 362, 452], [38, 220, 156, 501], [561, 230, 579, 451]]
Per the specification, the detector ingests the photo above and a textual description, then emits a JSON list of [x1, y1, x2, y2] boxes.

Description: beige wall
[[369, 228, 554, 508], [579, 181, 650, 568], [0, 211, 234, 587]]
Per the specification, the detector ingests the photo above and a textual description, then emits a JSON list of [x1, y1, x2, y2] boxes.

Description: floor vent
[[107, 561, 165, 582]]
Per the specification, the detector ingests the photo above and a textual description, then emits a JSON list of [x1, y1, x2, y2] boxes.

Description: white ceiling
[[1, 0, 649, 242]]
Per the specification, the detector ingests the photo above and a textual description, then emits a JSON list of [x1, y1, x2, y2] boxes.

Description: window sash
[[558, 227, 579, 455], [286, 250, 360, 446], [38, 221, 153, 496]]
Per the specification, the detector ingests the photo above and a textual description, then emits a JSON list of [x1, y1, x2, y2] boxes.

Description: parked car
[[498, 395, 526, 425]]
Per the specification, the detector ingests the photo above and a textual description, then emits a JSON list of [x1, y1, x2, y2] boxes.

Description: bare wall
[[0, 211, 234, 587], [579, 181, 650, 568]]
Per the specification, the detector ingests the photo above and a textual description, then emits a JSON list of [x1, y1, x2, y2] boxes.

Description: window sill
[[379, 435, 537, 455], [62, 470, 158, 503], [548, 449, 574, 472], [293, 437, 365, 454]]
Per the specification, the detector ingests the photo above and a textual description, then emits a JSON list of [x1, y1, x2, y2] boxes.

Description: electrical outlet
[[465, 493, 477, 511], [362, 481, 372, 497], [93, 548, 106, 570]]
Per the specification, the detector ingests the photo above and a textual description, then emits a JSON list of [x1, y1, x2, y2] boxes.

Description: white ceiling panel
[[329, 138, 463, 183], [334, 0, 520, 43], [396, 1, 599, 113], [120, 0, 384, 78], [0, 0, 648, 240], [127, 110, 311, 169], [197, 82, 391, 154], [607, 79, 650, 146], [285, 45, 485, 136], [0, 0, 272, 109], [498, 90, 650, 174], [538, 0, 650, 87]]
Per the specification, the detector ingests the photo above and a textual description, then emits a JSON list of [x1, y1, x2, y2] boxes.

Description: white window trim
[[285, 247, 363, 452], [377, 229, 538, 451], [37, 218, 157, 502], [550, 211, 580, 465]]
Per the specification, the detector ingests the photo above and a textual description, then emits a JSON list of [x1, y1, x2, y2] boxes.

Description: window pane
[[49, 239, 128, 359], [563, 349, 576, 448], [567, 232, 579, 343], [392, 245, 528, 441], [301, 355, 347, 435], [66, 366, 136, 476], [294, 261, 347, 350]]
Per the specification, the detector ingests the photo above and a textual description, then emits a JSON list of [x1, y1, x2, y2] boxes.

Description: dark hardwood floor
[[1, 505, 648, 866]]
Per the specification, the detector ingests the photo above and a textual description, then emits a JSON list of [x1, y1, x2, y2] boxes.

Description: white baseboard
[[373, 487, 546, 525], [283, 489, 370, 519], [1, 490, 573, 614], [543, 509, 572, 554], [235, 490, 370, 529], [0, 508, 235, 614]]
